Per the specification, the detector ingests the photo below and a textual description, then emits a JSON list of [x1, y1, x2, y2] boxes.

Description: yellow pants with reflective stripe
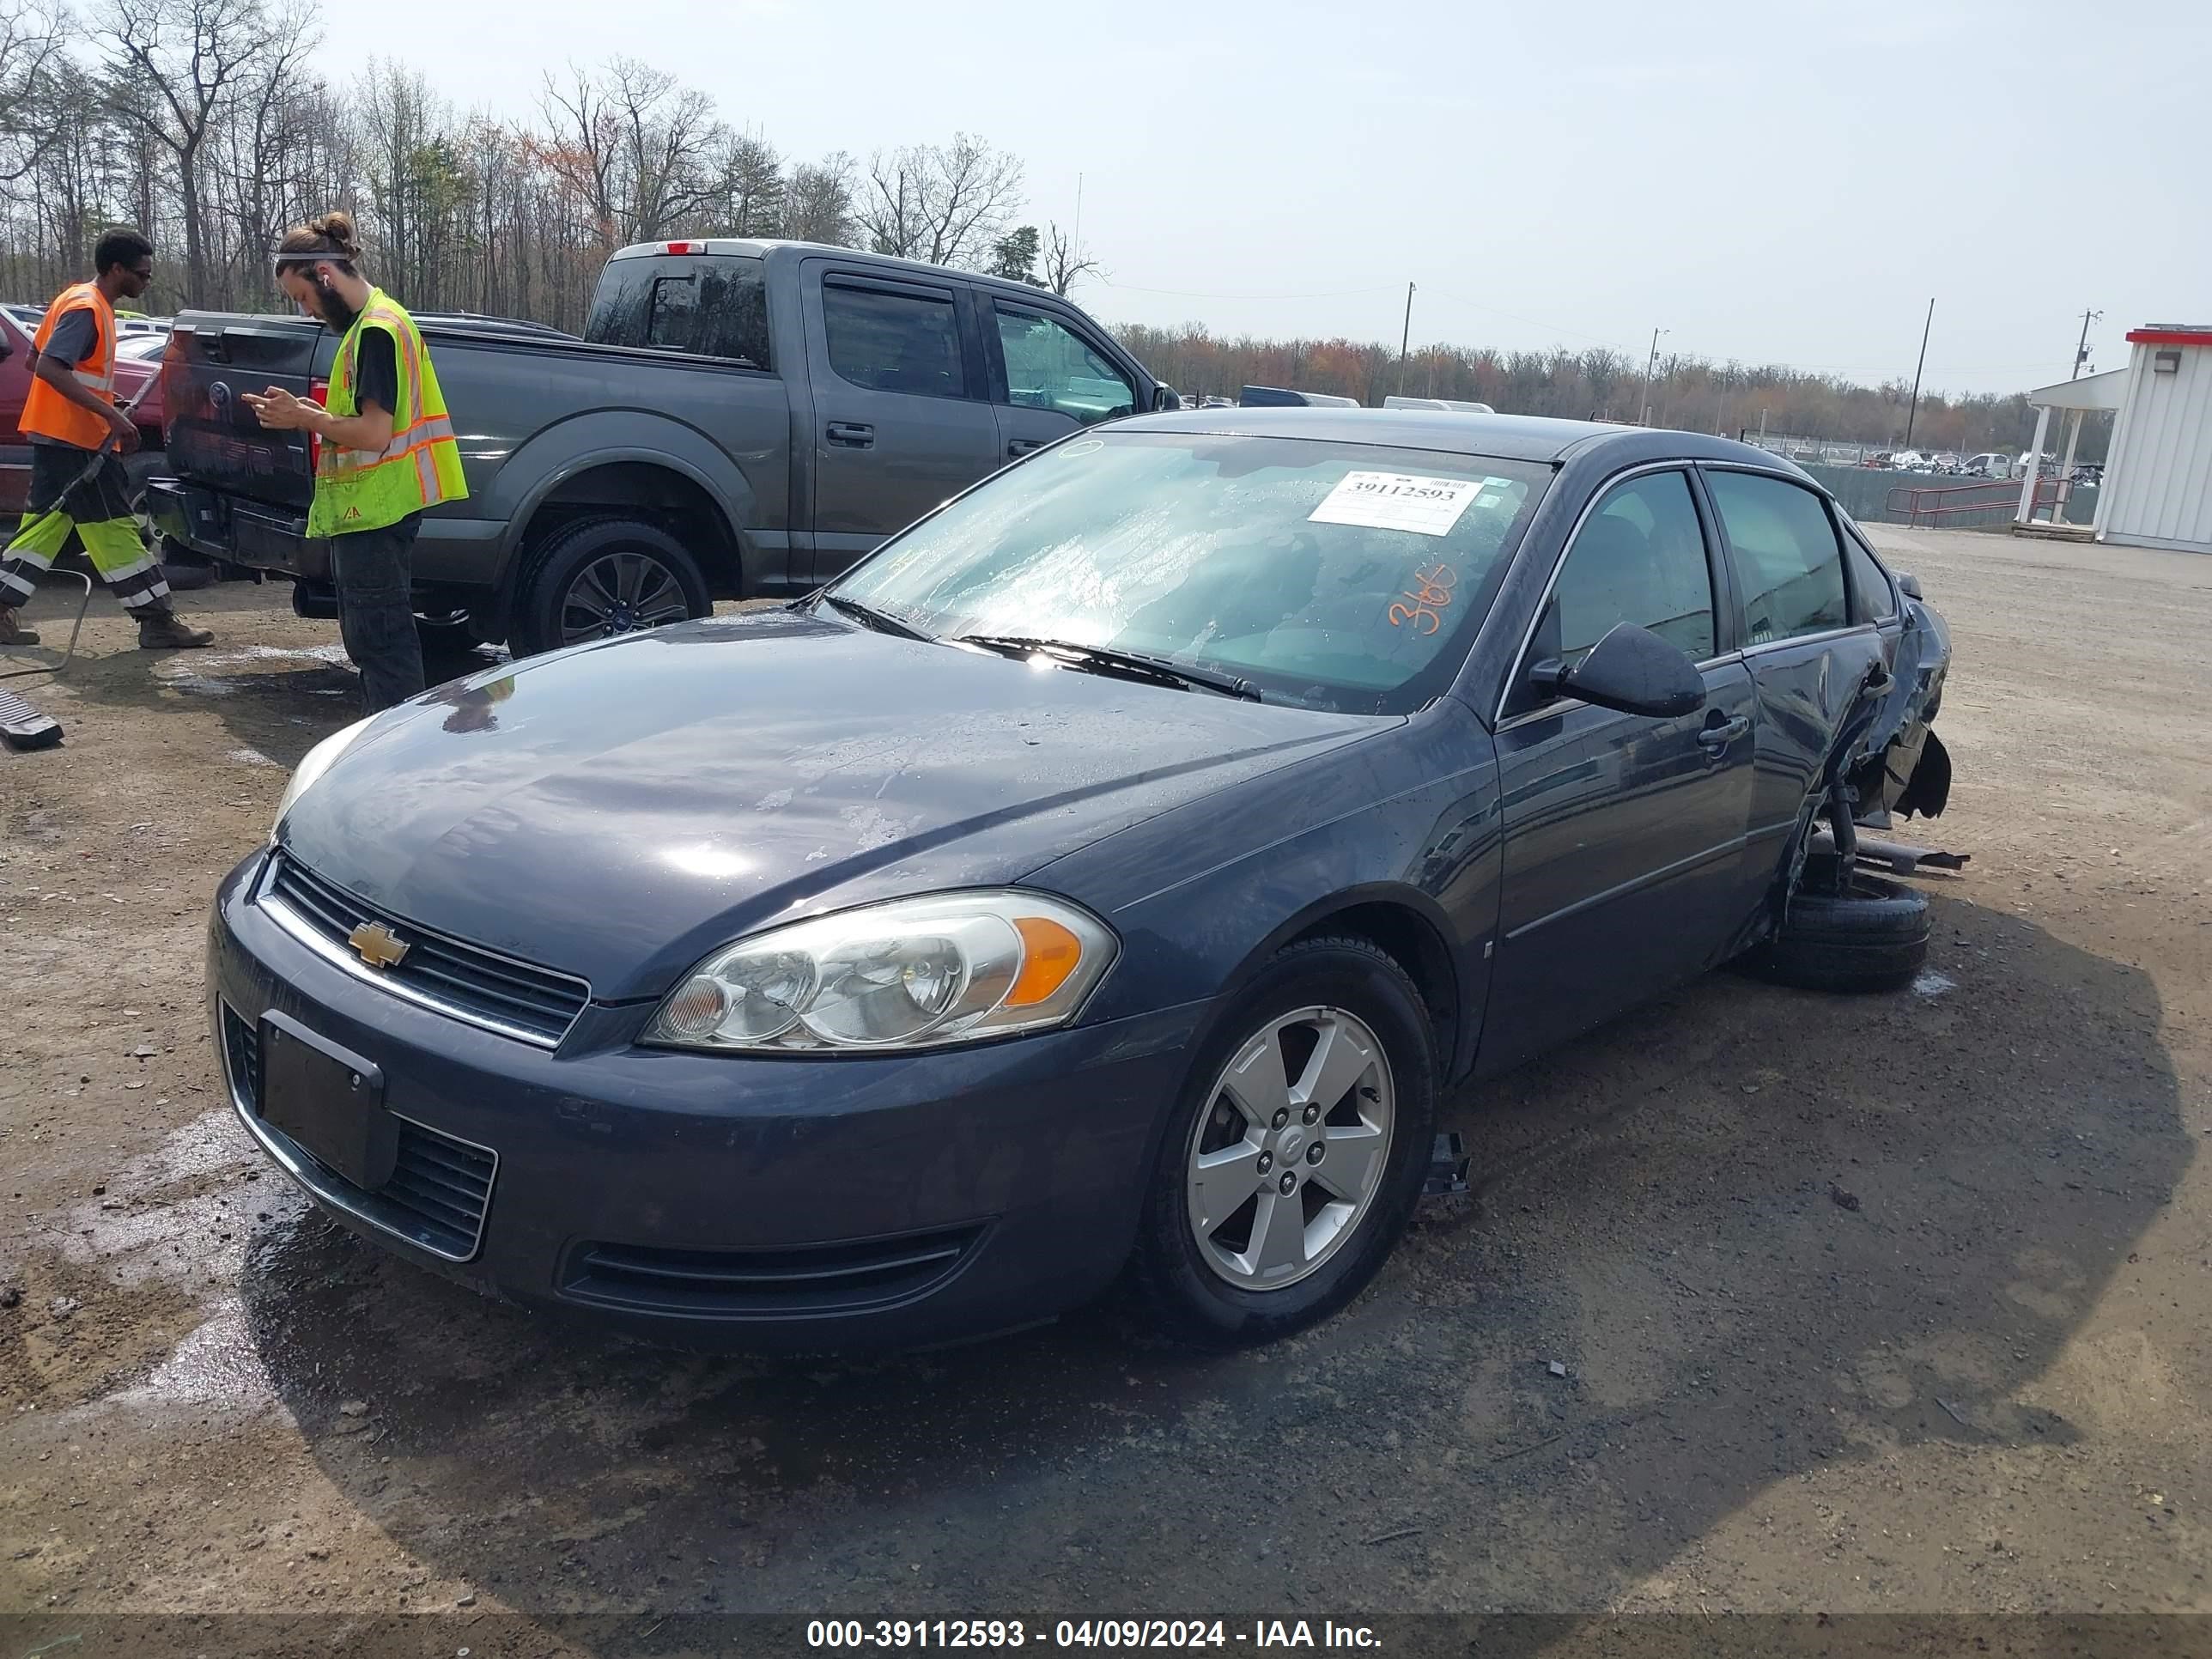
[[0, 450, 169, 612]]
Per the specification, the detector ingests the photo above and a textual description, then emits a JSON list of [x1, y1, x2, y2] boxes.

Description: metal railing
[[1885, 477, 2069, 526]]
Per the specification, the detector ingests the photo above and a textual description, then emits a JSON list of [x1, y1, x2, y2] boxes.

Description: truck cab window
[[585, 255, 769, 369], [823, 284, 966, 398], [994, 306, 1133, 426]]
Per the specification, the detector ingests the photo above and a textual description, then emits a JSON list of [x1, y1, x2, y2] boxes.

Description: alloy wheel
[[560, 550, 692, 644], [1183, 1005, 1395, 1291]]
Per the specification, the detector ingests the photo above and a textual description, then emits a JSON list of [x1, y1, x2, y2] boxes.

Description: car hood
[[277, 611, 1384, 1000]]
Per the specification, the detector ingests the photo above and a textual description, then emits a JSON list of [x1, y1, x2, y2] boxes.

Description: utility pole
[[1641, 327, 1668, 425], [2070, 307, 2102, 380], [1397, 282, 1415, 396], [1903, 297, 1934, 448]]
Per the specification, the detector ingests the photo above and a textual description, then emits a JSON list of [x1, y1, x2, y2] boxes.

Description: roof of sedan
[[1128, 406, 1794, 469]]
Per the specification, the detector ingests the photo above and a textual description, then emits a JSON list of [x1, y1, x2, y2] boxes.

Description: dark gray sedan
[[208, 410, 1951, 1350]]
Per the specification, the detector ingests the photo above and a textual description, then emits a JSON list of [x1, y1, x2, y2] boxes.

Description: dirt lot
[[3, 526, 2209, 1651]]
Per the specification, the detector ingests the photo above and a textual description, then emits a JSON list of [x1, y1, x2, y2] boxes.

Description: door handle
[[1006, 437, 1046, 459], [1697, 714, 1750, 753], [826, 421, 874, 449]]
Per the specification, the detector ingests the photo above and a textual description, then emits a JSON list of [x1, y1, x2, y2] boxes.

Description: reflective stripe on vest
[[21, 283, 117, 448], [307, 289, 470, 538]]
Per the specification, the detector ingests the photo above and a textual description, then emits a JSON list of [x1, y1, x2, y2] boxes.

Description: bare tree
[[1039, 221, 1100, 297], [0, 0, 73, 185], [606, 57, 719, 241], [856, 134, 1022, 269], [782, 152, 854, 246], [97, 0, 302, 305]]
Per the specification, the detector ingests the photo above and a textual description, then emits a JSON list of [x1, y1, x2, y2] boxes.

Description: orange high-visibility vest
[[21, 283, 118, 449]]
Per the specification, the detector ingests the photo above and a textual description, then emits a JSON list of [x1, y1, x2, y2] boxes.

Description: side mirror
[[1894, 570, 1923, 599], [1152, 383, 1180, 412], [1528, 622, 1705, 719]]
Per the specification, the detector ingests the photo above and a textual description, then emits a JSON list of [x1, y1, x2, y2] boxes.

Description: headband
[[271, 247, 348, 266]]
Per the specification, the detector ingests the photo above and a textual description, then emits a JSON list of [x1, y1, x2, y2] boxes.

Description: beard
[[312, 279, 358, 335]]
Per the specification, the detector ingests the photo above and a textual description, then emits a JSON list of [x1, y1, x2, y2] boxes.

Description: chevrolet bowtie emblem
[[348, 921, 410, 970]]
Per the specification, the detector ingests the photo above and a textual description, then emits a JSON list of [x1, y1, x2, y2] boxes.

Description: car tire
[[509, 514, 710, 658], [1750, 872, 1929, 994], [1129, 936, 1437, 1349]]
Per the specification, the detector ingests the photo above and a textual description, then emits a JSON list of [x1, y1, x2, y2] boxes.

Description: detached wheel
[[1750, 872, 1929, 993], [510, 514, 709, 657], [1132, 937, 1437, 1348]]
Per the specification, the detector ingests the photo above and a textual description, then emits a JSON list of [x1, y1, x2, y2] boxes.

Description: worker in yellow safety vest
[[243, 211, 468, 713], [0, 228, 215, 650]]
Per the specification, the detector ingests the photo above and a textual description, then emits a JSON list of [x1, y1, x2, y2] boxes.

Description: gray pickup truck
[[149, 240, 1175, 656]]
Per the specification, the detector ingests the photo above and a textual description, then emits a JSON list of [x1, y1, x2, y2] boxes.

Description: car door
[[802, 264, 999, 581], [1481, 465, 1760, 1073], [1698, 466, 1891, 885], [983, 297, 1139, 465]]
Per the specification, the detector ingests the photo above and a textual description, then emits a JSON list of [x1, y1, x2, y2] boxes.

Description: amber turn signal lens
[[1006, 915, 1085, 1007]]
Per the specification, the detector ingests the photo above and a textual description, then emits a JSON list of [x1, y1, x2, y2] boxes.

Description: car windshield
[[830, 431, 1549, 715]]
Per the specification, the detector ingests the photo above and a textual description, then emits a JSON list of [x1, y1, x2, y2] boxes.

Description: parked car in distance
[[1241, 385, 1360, 408], [210, 410, 1953, 1353], [150, 240, 1176, 657], [1961, 453, 2010, 479], [1383, 396, 1496, 414], [0, 302, 169, 520]]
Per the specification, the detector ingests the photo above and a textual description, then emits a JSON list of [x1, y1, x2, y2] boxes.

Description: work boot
[[137, 605, 214, 650], [0, 606, 38, 647]]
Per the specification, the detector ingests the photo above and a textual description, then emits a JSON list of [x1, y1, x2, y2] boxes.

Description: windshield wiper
[[956, 635, 1261, 702], [817, 592, 934, 641]]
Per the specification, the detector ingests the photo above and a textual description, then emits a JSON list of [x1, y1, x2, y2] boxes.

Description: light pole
[[1641, 327, 1668, 425], [1903, 297, 1934, 449], [2070, 307, 2102, 380], [1397, 283, 1415, 396]]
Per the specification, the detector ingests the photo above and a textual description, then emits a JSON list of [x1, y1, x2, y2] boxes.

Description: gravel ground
[[2, 526, 2209, 1653]]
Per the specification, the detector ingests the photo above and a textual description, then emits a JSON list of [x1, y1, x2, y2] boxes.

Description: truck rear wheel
[[510, 514, 710, 658]]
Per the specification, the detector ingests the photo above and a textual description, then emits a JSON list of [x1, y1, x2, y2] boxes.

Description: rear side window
[[1705, 470, 1848, 645], [1844, 526, 1897, 621], [823, 283, 966, 398], [584, 256, 769, 369]]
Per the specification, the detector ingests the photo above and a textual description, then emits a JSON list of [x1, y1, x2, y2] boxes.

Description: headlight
[[270, 716, 372, 843], [646, 890, 1118, 1054]]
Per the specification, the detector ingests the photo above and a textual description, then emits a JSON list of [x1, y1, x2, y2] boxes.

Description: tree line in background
[[1121, 327, 2096, 460], [0, 0, 2068, 455], [0, 0, 1089, 328]]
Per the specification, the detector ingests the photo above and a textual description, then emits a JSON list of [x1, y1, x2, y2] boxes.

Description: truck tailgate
[[160, 313, 324, 516]]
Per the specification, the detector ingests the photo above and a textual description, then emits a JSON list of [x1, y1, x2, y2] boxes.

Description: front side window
[[831, 433, 1548, 715], [1705, 469, 1848, 645], [994, 305, 1134, 425], [822, 283, 965, 398], [1542, 469, 1717, 673]]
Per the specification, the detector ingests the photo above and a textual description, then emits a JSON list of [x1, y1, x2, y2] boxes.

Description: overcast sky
[[319, 0, 2208, 398]]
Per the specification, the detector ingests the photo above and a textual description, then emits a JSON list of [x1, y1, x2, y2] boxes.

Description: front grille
[[561, 1226, 985, 1319], [264, 854, 589, 1046], [222, 1004, 497, 1261]]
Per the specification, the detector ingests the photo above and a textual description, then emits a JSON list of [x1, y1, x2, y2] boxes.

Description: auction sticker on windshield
[[1308, 471, 1486, 537]]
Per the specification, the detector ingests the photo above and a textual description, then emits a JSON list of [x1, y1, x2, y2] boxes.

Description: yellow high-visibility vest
[[310, 289, 468, 538]]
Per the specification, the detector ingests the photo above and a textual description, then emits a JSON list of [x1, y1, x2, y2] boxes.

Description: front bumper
[[208, 851, 1202, 1350]]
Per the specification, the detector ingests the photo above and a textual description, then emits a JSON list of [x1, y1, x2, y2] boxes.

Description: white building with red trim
[[2021, 324, 2212, 554]]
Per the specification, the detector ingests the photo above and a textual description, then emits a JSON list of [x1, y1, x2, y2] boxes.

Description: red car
[[0, 303, 169, 522]]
